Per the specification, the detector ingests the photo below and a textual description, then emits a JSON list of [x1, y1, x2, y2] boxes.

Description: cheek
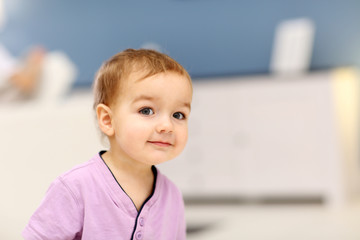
[[122, 120, 150, 141], [115, 117, 149, 142], [116, 125, 149, 158], [176, 126, 189, 149]]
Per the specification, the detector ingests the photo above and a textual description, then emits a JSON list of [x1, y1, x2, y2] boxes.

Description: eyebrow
[[132, 95, 191, 110], [132, 95, 158, 103], [183, 102, 191, 111]]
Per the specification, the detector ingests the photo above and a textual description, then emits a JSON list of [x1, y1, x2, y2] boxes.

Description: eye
[[139, 107, 154, 116], [173, 112, 185, 120]]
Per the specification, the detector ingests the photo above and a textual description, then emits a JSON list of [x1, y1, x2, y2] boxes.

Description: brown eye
[[173, 112, 185, 120]]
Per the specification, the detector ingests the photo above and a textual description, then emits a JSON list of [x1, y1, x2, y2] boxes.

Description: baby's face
[[109, 71, 192, 166]]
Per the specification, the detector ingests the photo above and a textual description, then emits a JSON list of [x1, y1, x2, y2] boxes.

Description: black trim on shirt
[[130, 166, 157, 240], [99, 151, 158, 240]]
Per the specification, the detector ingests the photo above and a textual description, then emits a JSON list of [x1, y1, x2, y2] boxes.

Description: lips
[[148, 141, 172, 147]]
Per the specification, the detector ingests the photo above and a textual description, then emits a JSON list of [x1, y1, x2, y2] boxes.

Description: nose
[[155, 115, 173, 133]]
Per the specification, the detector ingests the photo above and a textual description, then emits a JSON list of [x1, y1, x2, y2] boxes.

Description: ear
[[96, 103, 115, 137]]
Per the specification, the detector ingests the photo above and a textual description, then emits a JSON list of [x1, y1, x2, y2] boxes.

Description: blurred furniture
[[1, 68, 359, 239], [160, 68, 360, 208]]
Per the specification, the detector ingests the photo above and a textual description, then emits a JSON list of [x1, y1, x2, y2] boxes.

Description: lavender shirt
[[22, 152, 186, 240]]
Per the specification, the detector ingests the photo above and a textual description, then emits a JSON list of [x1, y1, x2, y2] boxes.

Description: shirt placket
[[132, 206, 149, 240]]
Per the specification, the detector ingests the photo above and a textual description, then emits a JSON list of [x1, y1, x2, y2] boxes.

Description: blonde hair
[[93, 48, 191, 109]]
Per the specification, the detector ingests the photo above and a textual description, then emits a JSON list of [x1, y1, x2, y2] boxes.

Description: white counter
[[186, 200, 360, 240], [1, 69, 360, 239]]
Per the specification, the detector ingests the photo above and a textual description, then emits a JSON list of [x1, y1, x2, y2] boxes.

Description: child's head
[[93, 48, 191, 109], [93, 49, 192, 166]]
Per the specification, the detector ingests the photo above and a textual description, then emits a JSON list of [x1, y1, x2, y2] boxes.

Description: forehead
[[128, 70, 191, 90], [118, 71, 192, 103]]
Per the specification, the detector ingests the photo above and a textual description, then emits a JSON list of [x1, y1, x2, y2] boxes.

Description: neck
[[102, 150, 155, 211], [102, 149, 153, 179]]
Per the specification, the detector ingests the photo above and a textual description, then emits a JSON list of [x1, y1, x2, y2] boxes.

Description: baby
[[22, 49, 193, 240]]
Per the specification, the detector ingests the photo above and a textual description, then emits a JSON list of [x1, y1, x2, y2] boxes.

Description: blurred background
[[1, 0, 360, 239], [1, 0, 360, 84]]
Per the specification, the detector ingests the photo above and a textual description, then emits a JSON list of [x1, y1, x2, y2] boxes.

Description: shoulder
[[150, 168, 186, 238], [155, 168, 184, 203], [22, 159, 96, 240], [59, 156, 98, 183], [49, 154, 102, 199]]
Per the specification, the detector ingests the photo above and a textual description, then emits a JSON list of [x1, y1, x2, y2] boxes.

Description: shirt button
[[139, 217, 145, 227], [135, 231, 143, 240]]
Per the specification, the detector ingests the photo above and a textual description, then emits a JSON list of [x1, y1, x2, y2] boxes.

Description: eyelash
[[138, 107, 186, 120]]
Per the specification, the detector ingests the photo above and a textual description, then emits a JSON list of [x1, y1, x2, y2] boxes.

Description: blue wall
[[1, 0, 360, 86]]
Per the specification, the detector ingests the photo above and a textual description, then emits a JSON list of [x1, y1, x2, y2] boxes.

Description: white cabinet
[[159, 69, 360, 207], [1, 69, 359, 239]]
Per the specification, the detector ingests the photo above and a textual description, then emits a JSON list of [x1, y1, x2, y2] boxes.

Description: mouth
[[148, 141, 172, 147]]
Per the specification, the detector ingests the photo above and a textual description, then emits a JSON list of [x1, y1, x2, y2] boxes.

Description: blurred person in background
[[0, 0, 46, 102], [0, 45, 45, 101], [0, 0, 76, 104]]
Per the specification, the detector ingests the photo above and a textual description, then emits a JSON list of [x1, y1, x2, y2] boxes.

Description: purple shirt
[[22, 152, 186, 240]]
